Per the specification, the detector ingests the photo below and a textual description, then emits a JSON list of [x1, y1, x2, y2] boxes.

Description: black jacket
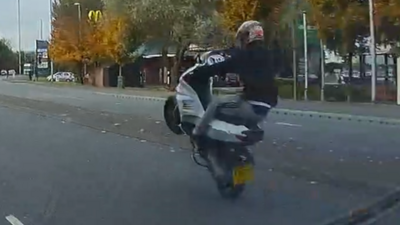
[[192, 48, 278, 107]]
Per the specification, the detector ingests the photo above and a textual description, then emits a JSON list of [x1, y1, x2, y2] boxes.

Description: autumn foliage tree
[[108, 0, 223, 88], [307, 0, 370, 54], [373, 0, 400, 48], [98, 15, 130, 77], [220, 0, 283, 41], [49, 0, 105, 83], [307, 0, 400, 55]]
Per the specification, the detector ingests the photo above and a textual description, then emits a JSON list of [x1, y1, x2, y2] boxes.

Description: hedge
[[213, 78, 396, 103], [275, 78, 396, 103]]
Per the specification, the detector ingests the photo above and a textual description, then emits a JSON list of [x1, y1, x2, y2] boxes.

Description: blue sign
[[35, 40, 50, 76]]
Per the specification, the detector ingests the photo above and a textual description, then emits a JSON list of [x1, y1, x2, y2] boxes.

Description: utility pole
[[368, 0, 377, 102], [320, 39, 325, 101], [40, 19, 43, 40], [17, 0, 22, 75], [49, 0, 54, 77], [291, 20, 297, 100], [302, 11, 309, 100], [74, 2, 84, 81]]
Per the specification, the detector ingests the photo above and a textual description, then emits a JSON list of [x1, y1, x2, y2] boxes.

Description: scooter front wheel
[[163, 96, 183, 135]]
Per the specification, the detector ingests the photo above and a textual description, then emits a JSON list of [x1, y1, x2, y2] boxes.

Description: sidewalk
[[278, 99, 400, 120]]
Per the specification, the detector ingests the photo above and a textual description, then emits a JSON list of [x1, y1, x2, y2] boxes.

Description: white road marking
[[5, 215, 24, 225], [275, 122, 302, 127]]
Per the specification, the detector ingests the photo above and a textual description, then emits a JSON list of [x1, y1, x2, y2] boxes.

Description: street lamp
[[74, 2, 82, 39], [74, 2, 85, 80], [74, 3, 82, 22], [49, 0, 54, 78], [302, 11, 309, 101], [17, 0, 22, 75], [368, 0, 377, 102]]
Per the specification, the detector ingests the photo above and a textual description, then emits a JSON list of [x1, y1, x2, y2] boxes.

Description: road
[[1, 81, 400, 224]]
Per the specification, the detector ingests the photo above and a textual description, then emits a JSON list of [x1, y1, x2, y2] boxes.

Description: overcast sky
[[1, 0, 51, 51]]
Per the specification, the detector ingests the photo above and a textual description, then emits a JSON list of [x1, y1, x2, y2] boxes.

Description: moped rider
[[190, 20, 279, 152]]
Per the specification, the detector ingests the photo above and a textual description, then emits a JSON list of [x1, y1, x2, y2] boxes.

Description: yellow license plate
[[232, 164, 254, 185]]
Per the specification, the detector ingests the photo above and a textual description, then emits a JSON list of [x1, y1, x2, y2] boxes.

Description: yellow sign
[[88, 10, 102, 22]]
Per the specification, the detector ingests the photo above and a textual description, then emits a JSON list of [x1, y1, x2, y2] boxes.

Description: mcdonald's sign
[[88, 10, 102, 22]]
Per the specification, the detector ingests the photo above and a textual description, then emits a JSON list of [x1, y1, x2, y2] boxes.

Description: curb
[[321, 187, 400, 225], [93, 92, 400, 126], [273, 108, 400, 125], [94, 92, 166, 101]]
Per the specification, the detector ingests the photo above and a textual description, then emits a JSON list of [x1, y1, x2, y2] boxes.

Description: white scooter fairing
[[174, 51, 256, 143]]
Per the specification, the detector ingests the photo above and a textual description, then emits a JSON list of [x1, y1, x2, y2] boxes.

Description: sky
[[1, 0, 51, 51], [0, 0, 393, 66]]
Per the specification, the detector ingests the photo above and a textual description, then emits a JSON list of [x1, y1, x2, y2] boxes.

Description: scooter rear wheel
[[208, 149, 246, 199], [217, 181, 245, 199]]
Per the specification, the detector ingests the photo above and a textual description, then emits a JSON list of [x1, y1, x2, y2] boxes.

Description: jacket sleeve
[[192, 54, 241, 79]]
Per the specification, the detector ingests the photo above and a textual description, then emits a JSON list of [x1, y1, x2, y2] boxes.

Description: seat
[[190, 82, 212, 110], [214, 101, 270, 127], [214, 102, 247, 126]]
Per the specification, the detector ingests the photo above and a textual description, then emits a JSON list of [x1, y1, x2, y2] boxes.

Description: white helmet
[[234, 20, 264, 49]]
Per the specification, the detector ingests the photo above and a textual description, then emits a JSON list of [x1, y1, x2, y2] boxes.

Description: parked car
[[225, 73, 241, 87], [47, 72, 75, 82], [1, 70, 7, 75], [8, 70, 16, 75]]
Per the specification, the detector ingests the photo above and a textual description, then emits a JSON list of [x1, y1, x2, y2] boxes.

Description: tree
[[99, 14, 130, 78], [49, 0, 105, 83], [114, 0, 223, 88], [220, 0, 262, 32], [308, 0, 370, 54], [374, 0, 400, 46], [20, 51, 36, 64], [219, 0, 283, 41], [0, 38, 17, 70]]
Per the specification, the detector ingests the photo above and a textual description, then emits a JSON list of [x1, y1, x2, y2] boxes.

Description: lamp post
[[74, 2, 82, 38], [17, 0, 22, 75], [40, 19, 43, 40], [368, 0, 377, 102], [49, 0, 54, 79], [302, 11, 309, 100], [320, 39, 325, 101], [74, 2, 85, 81]]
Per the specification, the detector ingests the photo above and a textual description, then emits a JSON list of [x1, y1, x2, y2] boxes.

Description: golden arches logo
[[88, 10, 102, 22]]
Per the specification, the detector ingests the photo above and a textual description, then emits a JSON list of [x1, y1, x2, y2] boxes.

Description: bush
[[276, 78, 372, 102], [276, 78, 321, 100], [214, 78, 381, 103]]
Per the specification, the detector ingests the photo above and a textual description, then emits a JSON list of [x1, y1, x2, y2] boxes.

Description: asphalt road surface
[[1, 81, 400, 224]]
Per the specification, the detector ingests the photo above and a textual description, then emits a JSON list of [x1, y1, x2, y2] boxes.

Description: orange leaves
[[220, 0, 289, 36], [49, 5, 128, 66], [308, 0, 400, 52], [49, 16, 81, 63], [99, 15, 129, 64], [221, 0, 269, 32], [374, 0, 400, 23], [307, 0, 371, 52]]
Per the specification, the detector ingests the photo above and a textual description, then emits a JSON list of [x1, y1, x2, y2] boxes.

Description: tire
[[207, 149, 246, 199], [217, 181, 245, 199], [163, 96, 183, 135]]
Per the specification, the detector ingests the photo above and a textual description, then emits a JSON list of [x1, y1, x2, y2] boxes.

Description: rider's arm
[[192, 53, 242, 80]]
